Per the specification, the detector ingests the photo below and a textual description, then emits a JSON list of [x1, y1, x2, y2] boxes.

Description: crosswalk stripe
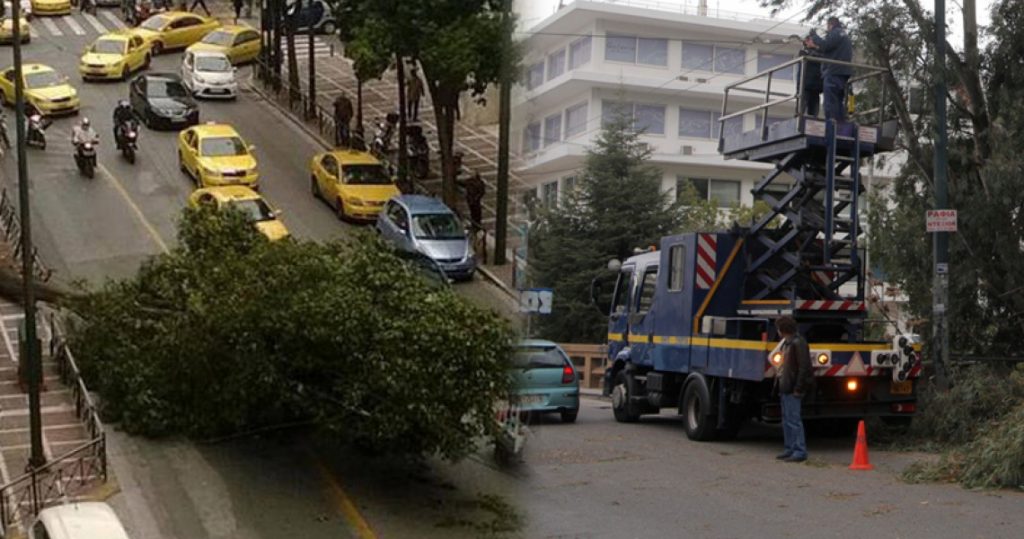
[[101, 10, 127, 30], [63, 16, 86, 36], [83, 13, 107, 34], [41, 17, 63, 37]]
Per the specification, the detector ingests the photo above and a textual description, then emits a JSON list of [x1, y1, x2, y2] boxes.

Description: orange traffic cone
[[849, 419, 874, 471]]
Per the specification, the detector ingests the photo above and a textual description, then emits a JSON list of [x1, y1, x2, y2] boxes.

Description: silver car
[[376, 195, 476, 281]]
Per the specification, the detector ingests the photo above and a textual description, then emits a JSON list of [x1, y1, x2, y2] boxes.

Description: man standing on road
[[406, 66, 424, 122], [775, 315, 811, 463], [808, 16, 853, 121], [333, 92, 354, 148], [188, 0, 210, 16]]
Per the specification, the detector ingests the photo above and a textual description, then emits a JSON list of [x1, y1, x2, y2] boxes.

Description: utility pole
[[493, 0, 512, 265], [10, 0, 45, 469], [307, 1, 316, 120], [396, 56, 408, 188], [932, 0, 950, 389]]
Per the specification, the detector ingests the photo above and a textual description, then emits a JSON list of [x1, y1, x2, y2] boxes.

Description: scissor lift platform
[[719, 116, 899, 164]]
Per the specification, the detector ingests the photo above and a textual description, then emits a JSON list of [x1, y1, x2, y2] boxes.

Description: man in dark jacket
[[333, 92, 354, 148], [809, 17, 853, 121], [775, 315, 811, 462], [798, 36, 823, 117]]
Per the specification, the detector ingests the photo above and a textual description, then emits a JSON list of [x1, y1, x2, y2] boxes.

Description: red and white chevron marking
[[695, 234, 717, 290], [794, 299, 865, 311], [813, 364, 923, 378]]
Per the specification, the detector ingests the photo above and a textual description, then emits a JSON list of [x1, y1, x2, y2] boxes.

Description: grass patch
[[434, 493, 523, 538]]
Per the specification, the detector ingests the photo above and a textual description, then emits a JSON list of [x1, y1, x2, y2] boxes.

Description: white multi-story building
[[514, 0, 811, 209]]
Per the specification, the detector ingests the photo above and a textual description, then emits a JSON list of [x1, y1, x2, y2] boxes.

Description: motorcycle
[[407, 125, 430, 179], [26, 114, 49, 150], [369, 112, 398, 160], [116, 119, 139, 164], [74, 139, 98, 178]]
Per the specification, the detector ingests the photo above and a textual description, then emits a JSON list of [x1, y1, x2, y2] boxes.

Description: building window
[[564, 102, 588, 138], [542, 181, 559, 208], [757, 52, 795, 80], [634, 104, 666, 134], [637, 37, 668, 66], [605, 34, 637, 63], [681, 42, 714, 70], [679, 108, 714, 138], [602, 100, 633, 126], [667, 245, 685, 292], [569, 36, 591, 69], [714, 47, 746, 74], [678, 177, 742, 207], [715, 113, 744, 138], [523, 122, 541, 152], [543, 113, 562, 146], [526, 61, 544, 90], [547, 49, 566, 81]]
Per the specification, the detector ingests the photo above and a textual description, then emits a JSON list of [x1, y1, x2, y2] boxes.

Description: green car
[[513, 340, 580, 423]]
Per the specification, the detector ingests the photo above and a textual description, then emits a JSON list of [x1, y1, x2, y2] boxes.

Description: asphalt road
[[1, 11, 515, 539], [521, 396, 1024, 539]]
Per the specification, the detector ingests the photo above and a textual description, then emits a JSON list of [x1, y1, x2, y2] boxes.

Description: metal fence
[[0, 188, 52, 283], [0, 311, 106, 535]]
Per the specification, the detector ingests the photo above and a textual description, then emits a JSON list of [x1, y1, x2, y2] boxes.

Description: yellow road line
[[98, 163, 170, 254], [311, 454, 378, 539]]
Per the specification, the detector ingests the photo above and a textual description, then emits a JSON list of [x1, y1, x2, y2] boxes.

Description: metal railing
[[718, 56, 892, 146], [0, 310, 106, 534], [0, 188, 52, 283]]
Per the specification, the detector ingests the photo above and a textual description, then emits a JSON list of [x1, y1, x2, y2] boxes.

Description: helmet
[[118, 99, 129, 108], [81, 117, 91, 127]]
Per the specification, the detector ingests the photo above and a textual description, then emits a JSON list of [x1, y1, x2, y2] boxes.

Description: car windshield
[[341, 164, 391, 185], [200, 136, 247, 157], [92, 39, 125, 55], [202, 30, 234, 46], [140, 15, 169, 31], [147, 80, 188, 98], [196, 56, 231, 72], [513, 347, 567, 370], [228, 199, 274, 222], [24, 71, 61, 89], [412, 213, 464, 240]]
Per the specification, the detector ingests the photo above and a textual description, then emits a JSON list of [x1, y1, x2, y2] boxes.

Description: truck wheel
[[611, 371, 642, 423], [682, 379, 716, 441], [560, 410, 578, 424]]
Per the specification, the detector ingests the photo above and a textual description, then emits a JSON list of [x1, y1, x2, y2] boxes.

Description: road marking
[[63, 15, 86, 36], [41, 17, 63, 36], [83, 13, 108, 34], [97, 164, 170, 254], [311, 454, 378, 539], [101, 10, 127, 29]]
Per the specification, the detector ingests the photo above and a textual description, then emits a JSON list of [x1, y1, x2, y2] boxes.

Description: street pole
[[493, 0, 512, 265], [259, 0, 268, 81], [10, 0, 45, 469], [932, 0, 950, 389], [307, 4, 315, 120], [396, 56, 408, 188]]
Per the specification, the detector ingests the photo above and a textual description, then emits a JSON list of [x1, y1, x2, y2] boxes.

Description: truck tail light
[[562, 365, 576, 384], [891, 403, 916, 413], [846, 379, 859, 392]]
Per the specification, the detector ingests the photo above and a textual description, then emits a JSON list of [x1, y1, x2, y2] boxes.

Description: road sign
[[926, 209, 957, 232], [519, 288, 553, 314]]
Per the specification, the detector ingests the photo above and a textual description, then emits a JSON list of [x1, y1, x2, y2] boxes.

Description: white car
[[30, 502, 131, 539], [4, 0, 32, 18], [181, 50, 238, 100]]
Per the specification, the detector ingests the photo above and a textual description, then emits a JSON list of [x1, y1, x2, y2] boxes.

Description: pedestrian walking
[[798, 35, 823, 117], [464, 171, 485, 230], [231, 0, 243, 23], [406, 67, 424, 122], [189, 0, 209, 16], [774, 315, 811, 463], [808, 16, 853, 121], [333, 92, 354, 148]]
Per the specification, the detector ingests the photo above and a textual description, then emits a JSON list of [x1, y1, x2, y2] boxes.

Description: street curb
[[246, 79, 520, 305]]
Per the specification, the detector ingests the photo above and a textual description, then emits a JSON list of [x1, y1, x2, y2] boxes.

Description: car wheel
[[682, 378, 716, 441], [152, 41, 164, 55], [143, 54, 151, 69], [121, 66, 130, 81], [611, 371, 642, 423], [320, 20, 337, 35], [178, 151, 188, 176], [560, 410, 578, 424], [310, 175, 321, 199], [336, 198, 347, 221]]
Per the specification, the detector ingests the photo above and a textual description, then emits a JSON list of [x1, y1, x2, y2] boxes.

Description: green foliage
[[68, 206, 515, 461]]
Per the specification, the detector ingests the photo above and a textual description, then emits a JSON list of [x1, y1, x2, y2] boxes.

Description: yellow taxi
[[0, 16, 30, 45], [129, 11, 220, 55], [0, 64, 79, 116], [79, 33, 151, 81], [178, 123, 259, 189], [310, 150, 400, 221], [29, 0, 69, 16], [188, 186, 289, 241], [185, 25, 261, 65]]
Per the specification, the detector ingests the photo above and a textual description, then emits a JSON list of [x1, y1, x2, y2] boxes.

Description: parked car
[[375, 195, 476, 281], [30, 502, 131, 539], [394, 249, 452, 289], [512, 340, 580, 423], [181, 50, 237, 99], [283, 0, 336, 34], [309, 149, 399, 221], [129, 72, 199, 129]]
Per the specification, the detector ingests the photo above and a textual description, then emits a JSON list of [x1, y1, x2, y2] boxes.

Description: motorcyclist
[[112, 100, 134, 149], [72, 117, 99, 148]]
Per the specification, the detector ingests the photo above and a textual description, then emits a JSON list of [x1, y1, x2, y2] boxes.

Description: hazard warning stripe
[[695, 234, 717, 290], [795, 299, 865, 311]]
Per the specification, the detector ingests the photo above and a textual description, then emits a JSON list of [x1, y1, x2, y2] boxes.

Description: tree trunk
[[285, 19, 300, 104], [271, 0, 282, 90], [396, 56, 408, 188], [356, 78, 363, 133]]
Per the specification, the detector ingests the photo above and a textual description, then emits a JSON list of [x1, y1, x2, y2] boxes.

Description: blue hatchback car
[[512, 340, 580, 423], [376, 195, 476, 281]]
